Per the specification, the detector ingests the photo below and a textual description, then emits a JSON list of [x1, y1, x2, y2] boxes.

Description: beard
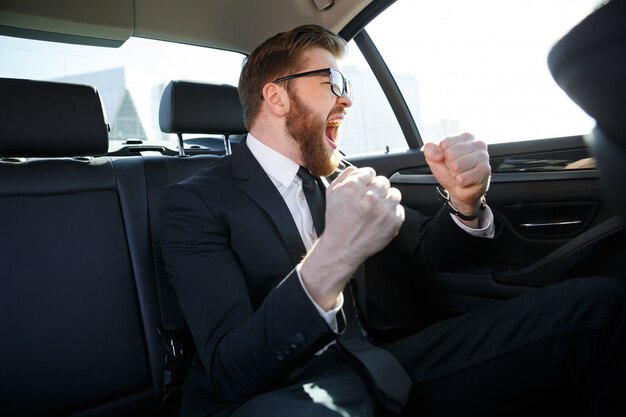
[[285, 92, 340, 177]]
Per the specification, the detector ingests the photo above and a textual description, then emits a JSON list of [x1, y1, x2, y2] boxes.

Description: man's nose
[[337, 93, 352, 108]]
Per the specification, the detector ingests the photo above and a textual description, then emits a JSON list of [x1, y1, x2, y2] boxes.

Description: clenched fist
[[424, 133, 491, 224], [324, 166, 404, 259], [300, 166, 404, 310]]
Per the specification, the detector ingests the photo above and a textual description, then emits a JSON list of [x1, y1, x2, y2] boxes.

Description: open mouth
[[325, 119, 343, 150]]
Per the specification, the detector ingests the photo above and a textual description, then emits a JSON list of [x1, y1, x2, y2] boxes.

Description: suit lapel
[[232, 143, 307, 265]]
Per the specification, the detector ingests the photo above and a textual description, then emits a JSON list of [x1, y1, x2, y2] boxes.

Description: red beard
[[285, 92, 340, 177]]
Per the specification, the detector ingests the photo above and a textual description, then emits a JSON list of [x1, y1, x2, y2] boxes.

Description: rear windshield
[[0, 35, 245, 149]]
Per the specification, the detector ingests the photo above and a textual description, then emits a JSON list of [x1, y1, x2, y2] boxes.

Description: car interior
[[1, 0, 624, 416]]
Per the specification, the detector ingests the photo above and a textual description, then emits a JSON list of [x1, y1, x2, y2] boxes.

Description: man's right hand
[[300, 166, 404, 310]]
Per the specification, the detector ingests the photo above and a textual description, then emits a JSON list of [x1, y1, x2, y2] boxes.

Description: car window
[[339, 41, 409, 156], [340, 0, 600, 154], [0, 35, 244, 148]]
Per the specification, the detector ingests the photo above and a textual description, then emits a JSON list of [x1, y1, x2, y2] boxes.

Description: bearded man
[[160, 24, 626, 417]]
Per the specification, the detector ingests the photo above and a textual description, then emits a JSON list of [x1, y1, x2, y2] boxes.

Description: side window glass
[[354, 0, 599, 145], [339, 41, 408, 155]]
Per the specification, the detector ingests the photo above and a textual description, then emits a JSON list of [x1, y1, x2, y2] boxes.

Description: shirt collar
[[246, 133, 300, 188]]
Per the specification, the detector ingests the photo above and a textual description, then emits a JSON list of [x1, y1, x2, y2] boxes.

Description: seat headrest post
[[224, 134, 232, 156], [176, 133, 187, 157]]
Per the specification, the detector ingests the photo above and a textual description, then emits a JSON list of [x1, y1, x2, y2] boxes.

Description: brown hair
[[238, 24, 347, 130]]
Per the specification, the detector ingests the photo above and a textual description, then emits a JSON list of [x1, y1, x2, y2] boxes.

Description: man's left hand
[[424, 133, 491, 221]]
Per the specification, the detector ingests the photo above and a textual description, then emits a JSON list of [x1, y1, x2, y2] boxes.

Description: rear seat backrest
[[0, 77, 247, 416], [0, 78, 159, 417]]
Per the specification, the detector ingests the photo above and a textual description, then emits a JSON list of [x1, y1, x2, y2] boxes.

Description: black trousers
[[209, 277, 626, 417]]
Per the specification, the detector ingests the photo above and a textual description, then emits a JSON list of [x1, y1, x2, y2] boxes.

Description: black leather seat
[[135, 80, 247, 407], [146, 79, 247, 350], [548, 0, 626, 220], [0, 77, 247, 416], [0, 78, 161, 416], [148, 80, 247, 304]]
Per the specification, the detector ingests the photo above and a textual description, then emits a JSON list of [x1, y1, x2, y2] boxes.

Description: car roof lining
[[0, 0, 383, 53]]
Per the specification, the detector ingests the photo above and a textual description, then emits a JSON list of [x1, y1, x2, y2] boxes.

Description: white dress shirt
[[247, 134, 343, 332], [245, 133, 495, 331]]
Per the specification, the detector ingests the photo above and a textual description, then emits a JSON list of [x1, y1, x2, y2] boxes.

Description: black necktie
[[297, 166, 413, 413], [297, 167, 325, 236]]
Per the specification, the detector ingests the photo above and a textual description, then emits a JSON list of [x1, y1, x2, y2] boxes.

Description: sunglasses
[[272, 68, 352, 99]]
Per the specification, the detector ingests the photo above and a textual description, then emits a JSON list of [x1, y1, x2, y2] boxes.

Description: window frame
[[352, 29, 422, 149]]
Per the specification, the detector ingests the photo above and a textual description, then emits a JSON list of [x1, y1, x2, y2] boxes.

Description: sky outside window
[[341, 0, 600, 147]]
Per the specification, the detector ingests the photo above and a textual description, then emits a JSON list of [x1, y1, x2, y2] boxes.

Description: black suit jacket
[[159, 142, 486, 414]]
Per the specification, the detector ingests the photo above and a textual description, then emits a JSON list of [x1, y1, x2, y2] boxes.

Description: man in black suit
[[160, 24, 626, 417]]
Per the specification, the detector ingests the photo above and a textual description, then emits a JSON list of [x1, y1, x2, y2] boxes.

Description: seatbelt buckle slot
[[156, 325, 187, 360]]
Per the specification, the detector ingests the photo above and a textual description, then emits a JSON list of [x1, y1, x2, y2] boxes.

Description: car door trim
[[390, 170, 601, 185], [520, 220, 582, 228]]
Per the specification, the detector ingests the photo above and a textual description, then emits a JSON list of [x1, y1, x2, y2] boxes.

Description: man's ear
[[261, 83, 290, 117]]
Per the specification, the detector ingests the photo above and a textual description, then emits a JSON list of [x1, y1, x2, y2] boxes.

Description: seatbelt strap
[[143, 157, 191, 406], [339, 282, 412, 412], [145, 158, 186, 333]]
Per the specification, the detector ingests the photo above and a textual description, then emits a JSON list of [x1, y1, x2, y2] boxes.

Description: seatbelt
[[144, 158, 194, 409], [340, 282, 412, 412]]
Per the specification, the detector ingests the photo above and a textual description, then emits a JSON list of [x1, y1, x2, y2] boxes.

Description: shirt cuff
[[450, 205, 495, 238], [295, 264, 343, 333]]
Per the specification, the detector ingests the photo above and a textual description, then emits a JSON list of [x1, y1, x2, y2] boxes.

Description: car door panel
[[346, 135, 625, 327]]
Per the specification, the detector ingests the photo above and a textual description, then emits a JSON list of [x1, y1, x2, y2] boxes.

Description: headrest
[[549, 0, 626, 220], [0, 78, 109, 157], [591, 126, 626, 218], [159, 81, 247, 135], [548, 0, 626, 140]]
